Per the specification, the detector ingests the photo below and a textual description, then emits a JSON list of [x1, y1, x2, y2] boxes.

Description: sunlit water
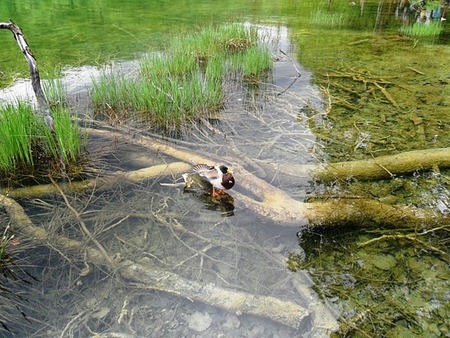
[[1, 0, 450, 337]]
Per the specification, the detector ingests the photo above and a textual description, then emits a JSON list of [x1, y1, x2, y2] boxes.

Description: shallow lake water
[[1, 0, 450, 337]]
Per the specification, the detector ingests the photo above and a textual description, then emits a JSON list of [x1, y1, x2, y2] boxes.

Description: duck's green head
[[219, 165, 233, 175]]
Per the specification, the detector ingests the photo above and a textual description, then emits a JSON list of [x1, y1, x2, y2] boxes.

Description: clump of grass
[[242, 45, 272, 81], [399, 21, 443, 37], [0, 103, 35, 170], [0, 102, 82, 173], [49, 107, 82, 164], [310, 9, 346, 28], [43, 78, 68, 108], [91, 23, 273, 132], [90, 72, 131, 122]]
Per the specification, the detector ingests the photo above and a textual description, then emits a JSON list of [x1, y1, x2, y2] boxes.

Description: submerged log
[[121, 261, 311, 330], [83, 129, 449, 229], [6, 127, 449, 228], [6, 162, 191, 199], [0, 193, 336, 333], [273, 147, 450, 181]]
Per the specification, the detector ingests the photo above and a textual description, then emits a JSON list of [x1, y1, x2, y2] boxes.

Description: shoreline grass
[[91, 23, 273, 132]]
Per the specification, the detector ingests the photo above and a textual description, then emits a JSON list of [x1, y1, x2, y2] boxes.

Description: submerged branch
[[0, 193, 315, 330], [6, 162, 191, 199], [6, 127, 450, 228], [49, 176, 117, 268]]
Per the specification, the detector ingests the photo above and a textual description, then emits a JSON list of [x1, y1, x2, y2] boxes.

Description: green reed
[[43, 78, 68, 107], [0, 226, 12, 262], [310, 8, 347, 28], [91, 23, 272, 131], [241, 45, 272, 76], [0, 103, 34, 170], [0, 102, 81, 172], [399, 21, 443, 37]]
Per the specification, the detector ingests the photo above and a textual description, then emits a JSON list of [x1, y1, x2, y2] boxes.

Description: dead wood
[[269, 147, 450, 181], [6, 162, 191, 199], [6, 127, 449, 228], [0, 19, 54, 131], [0, 19, 68, 176], [122, 262, 311, 329], [0, 193, 323, 331], [85, 128, 447, 228]]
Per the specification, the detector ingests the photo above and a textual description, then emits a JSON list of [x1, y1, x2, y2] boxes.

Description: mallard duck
[[183, 164, 235, 196]]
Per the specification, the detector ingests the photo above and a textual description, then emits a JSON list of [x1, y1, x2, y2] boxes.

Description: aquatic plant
[[399, 21, 443, 37], [288, 220, 450, 337], [90, 71, 131, 122], [90, 23, 272, 131], [310, 8, 346, 28], [0, 102, 81, 172], [49, 107, 82, 164], [43, 78, 68, 108]]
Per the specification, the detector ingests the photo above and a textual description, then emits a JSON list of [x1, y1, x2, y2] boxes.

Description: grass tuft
[[310, 9, 347, 28], [399, 21, 443, 37], [0, 226, 12, 262], [91, 23, 273, 132], [0, 102, 82, 173]]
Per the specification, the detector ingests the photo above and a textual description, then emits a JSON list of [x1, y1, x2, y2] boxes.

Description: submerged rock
[[188, 311, 212, 332], [371, 253, 397, 271]]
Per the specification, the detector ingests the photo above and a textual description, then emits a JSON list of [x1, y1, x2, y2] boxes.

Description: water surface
[[1, 0, 450, 337]]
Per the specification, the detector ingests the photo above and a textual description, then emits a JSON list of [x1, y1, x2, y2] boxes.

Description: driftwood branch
[[0, 19, 54, 131], [0, 19, 68, 177]]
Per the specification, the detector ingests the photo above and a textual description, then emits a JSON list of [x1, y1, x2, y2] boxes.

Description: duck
[[183, 164, 235, 196]]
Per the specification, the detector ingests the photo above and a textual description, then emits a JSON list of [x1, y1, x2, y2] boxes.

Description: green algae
[[288, 227, 450, 337], [289, 7, 450, 334]]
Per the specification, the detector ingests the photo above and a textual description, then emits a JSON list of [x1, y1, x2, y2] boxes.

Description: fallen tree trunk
[[270, 147, 450, 181], [85, 128, 447, 228], [7, 162, 191, 199], [6, 128, 448, 228], [0, 193, 338, 333]]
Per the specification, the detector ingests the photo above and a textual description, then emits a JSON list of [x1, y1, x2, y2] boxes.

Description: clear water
[[1, 0, 450, 337]]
